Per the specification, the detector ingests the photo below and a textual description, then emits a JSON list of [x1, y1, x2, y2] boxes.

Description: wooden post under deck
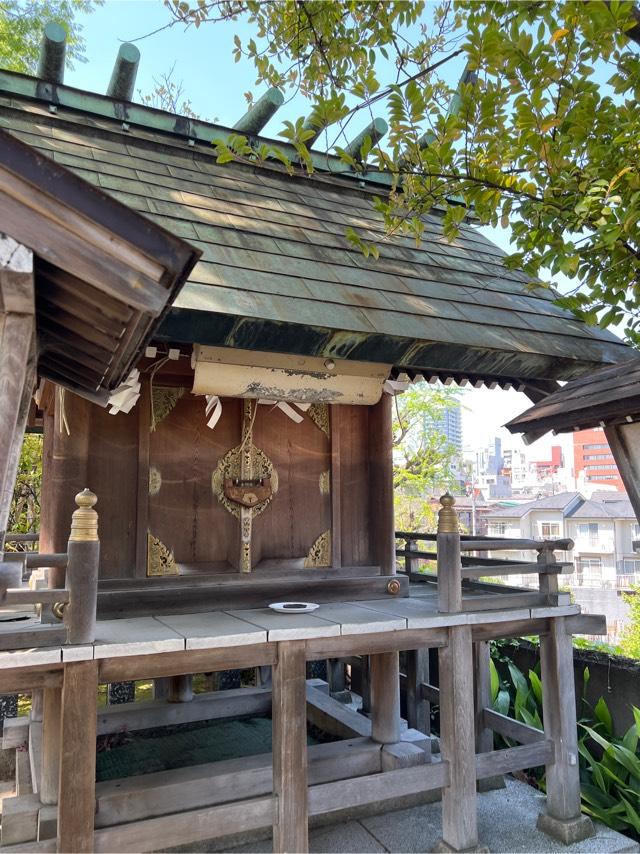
[[438, 624, 478, 852], [370, 651, 401, 744], [474, 640, 504, 792], [272, 640, 308, 854], [57, 660, 98, 853], [537, 617, 594, 844], [40, 685, 61, 806]]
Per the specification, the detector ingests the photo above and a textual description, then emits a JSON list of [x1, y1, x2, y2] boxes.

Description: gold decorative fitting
[[148, 466, 162, 496], [319, 470, 330, 495], [437, 493, 459, 534], [308, 403, 330, 438], [212, 446, 278, 520], [69, 489, 99, 542], [147, 532, 178, 576], [52, 601, 66, 621], [151, 386, 184, 431], [386, 579, 401, 595], [304, 530, 331, 568]]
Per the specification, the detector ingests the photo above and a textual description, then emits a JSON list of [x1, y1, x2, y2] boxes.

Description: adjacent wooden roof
[[506, 359, 640, 438], [0, 70, 634, 384], [0, 127, 200, 402]]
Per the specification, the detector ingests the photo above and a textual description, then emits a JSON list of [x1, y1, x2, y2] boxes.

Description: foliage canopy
[[0, 0, 99, 73], [167, 0, 640, 343]]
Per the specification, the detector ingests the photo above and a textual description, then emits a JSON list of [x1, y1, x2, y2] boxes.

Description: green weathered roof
[[0, 70, 633, 383]]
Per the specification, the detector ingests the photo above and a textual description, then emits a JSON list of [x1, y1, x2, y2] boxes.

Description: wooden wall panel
[[339, 405, 372, 567], [147, 394, 240, 568], [251, 405, 330, 565]]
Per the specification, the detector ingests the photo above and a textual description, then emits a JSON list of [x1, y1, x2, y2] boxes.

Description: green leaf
[[595, 697, 613, 737], [489, 658, 499, 704]]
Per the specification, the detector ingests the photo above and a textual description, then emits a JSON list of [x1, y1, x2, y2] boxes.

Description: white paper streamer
[[108, 369, 141, 415], [203, 396, 312, 429], [205, 394, 223, 429]]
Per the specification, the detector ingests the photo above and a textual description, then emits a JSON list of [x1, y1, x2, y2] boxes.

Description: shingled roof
[[507, 360, 640, 438], [0, 69, 634, 385]]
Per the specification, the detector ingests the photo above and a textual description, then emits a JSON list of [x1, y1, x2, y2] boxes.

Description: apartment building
[[573, 427, 624, 492], [486, 491, 639, 589]]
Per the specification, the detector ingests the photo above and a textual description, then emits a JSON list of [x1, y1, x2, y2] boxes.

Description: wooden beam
[[471, 618, 550, 642], [330, 404, 342, 569], [370, 651, 401, 744], [369, 394, 395, 575], [40, 686, 61, 806], [0, 666, 62, 696], [482, 708, 545, 746], [438, 625, 477, 851], [135, 376, 150, 578], [405, 648, 430, 734], [95, 737, 381, 829], [305, 627, 448, 660], [98, 642, 276, 683], [475, 741, 554, 778], [93, 796, 275, 853], [272, 640, 308, 853], [474, 642, 494, 757], [538, 617, 585, 824], [57, 660, 98, 853], [605, 423, 640, 523], [461, 562, 570, 579]]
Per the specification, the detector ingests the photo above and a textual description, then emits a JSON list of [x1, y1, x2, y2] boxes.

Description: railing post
[[64, 489, 99, 645], [405, 536, 418, 580], [437, 494, 462, 613], [537, 545, 559, 604]]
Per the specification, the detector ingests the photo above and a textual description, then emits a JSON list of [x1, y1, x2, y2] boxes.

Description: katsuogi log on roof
[[0, 66, 634, 388]]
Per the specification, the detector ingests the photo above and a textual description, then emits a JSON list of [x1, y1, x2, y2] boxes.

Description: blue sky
[[62, 1, 580, 454]]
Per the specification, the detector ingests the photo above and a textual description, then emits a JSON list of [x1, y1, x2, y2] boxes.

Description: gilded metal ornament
[[386, 579, 401, 595], [147, 532, 178, 576], [212, 401, 278, 573], [304, 530, 331, 568], [437, 493, 459, 534], [151, 386, 184, 431], [319, 470, 330, 495], [69, 489, 98, 543], [308, 403, 330, 438], [148, 466, 162, 496]]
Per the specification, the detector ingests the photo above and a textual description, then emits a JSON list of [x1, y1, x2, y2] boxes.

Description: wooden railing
[[396, 509, 574, 612], [0, 489, 100, 648]]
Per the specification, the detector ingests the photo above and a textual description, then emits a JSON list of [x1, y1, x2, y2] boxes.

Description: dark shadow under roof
[[0, 70, 634, 384]]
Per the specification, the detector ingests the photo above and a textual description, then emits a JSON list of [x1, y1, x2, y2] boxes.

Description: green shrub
[[489, 655, 640, 839]]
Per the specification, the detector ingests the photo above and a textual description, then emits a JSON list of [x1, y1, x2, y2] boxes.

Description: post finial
[[438, 492, 458, 534], [69, 488, 99, 542]]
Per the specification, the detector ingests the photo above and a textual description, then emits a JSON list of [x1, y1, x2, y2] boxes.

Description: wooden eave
[[0, 73, 635, 385], [506, 358, 640, 439], [0, 128, 201, 402]]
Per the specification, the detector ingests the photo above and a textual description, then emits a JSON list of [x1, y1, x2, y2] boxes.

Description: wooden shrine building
[[0, 31, 638, 854]]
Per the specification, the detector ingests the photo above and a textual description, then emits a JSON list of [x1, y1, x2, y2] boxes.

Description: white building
[[485, 491, 640, 589]]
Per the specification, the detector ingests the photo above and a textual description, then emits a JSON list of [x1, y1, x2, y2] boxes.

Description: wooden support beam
[[369, 394, 395, 575], [57, 660, 98, 853], [370, 651, 401, 744], [482, 708, 544, 746], [537, 617, 594, 842], [0, 667, 62, 696], [98, 642, 276, 683], [330, 405, 342, 569], [305, 627, 447, 661], [438, 625, 478, 851], [473, 640, 498, 790], [475, 741, 554, 778], [272, 640, 308, 853], [471, 617, 549, 643], [40, 686, 61, 806], [405, 648, 430, 735]]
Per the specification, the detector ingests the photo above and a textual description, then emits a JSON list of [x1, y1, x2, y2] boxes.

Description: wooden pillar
[[537, 618, 594, 844], [0, 236, 35, 553], [359, 655, 371, 715], [168, 674, 194, 703], [30, 689, 43, 722], [57, 660, 98, 853], [370, 651, 401, 744], [40, 685, 61, 805], [65, 490, 100, 644], [437, 625, 478, 852], [437, 494, 462, 614], [406, 647, 430, 735], [327, 659, 346, 695], [473, 641, 504, 792], [369, 393, 395, 575], [272, 640, 308, 854]]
